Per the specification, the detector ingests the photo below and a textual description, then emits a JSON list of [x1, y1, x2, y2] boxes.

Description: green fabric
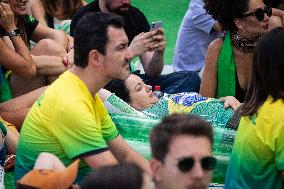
[[216, 32, 236, 98], [105, 93, 236, 183], [0, 75, 12, 103], [0, 122, 7, 137]]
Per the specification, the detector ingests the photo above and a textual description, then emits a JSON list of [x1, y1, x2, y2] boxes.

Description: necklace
[[231, 32, 261, 53]]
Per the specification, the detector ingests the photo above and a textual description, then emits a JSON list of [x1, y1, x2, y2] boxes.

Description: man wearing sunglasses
[[150, 113, 216, 189]]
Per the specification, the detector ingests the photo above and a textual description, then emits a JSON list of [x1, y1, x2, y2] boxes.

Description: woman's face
[[8, 0, 29, 16], [125, 74, 159, 111], [239, 0, 270, 37]]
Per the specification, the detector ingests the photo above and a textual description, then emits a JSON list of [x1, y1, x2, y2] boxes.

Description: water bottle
[[153, 86, 164, 99]]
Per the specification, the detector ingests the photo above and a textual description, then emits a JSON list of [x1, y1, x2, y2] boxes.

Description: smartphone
[[150, 21, 163, 31]]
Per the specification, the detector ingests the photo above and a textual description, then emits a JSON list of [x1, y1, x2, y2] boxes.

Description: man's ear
[[88, 49, 102, 67], [150, 158, 162, 182]]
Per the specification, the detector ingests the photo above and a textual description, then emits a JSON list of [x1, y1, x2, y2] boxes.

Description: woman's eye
[[137, 87, 142, 91]]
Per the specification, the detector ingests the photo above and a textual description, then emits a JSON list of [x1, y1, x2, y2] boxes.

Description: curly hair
[[204, 0, 250, 32]]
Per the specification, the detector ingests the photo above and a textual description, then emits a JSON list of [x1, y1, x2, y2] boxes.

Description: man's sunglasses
[[243, 6, 272, 21], [177, 156, 217, 172]]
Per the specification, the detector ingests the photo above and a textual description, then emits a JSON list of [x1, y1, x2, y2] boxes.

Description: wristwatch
[[6, 28, 21, 37]]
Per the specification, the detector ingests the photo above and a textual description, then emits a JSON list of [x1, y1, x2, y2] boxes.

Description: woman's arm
[[0, 3, 36, 78], [199, 38, 223, 98], [219, 96, 241, 111], [31, 23, 69, 49], [26, 0, 48, 26]]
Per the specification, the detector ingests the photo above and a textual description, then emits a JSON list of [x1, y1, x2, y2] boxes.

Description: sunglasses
[[177, 156, 217, 172], [243, 6, 272, 21]]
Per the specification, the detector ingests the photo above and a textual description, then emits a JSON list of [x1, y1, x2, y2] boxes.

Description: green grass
[[84, 0, 189, 65], [132, 0, 189, 65]]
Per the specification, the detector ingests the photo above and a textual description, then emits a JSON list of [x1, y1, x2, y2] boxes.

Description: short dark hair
[[241, 27, 284, 116], [150, 113, 213, 162], [81, 163, 144, 189], [204, 0, 249, 32], [104, 79, 131, 103], [74, 12, 124, 68]]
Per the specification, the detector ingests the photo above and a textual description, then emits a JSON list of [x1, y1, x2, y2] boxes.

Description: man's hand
[[0, 2, 16, 32], [129, 28, 166, 57], [148, 28, 166, 53]]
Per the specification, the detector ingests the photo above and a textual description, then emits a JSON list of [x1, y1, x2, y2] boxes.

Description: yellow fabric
[[16, 71, 118, 183]]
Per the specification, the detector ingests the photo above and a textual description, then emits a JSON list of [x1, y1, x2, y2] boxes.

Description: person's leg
[[31, 39, 68, 83], [9, 73, 47, 98], [10, 39, 67, 97], [0, 86, 46, 130], [31, 39, 66, 57], [140, 71, 201, 94]]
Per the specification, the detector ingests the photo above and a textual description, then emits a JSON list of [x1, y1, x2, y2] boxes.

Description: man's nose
[[125, 48, 134, 62], [190, 162, 206, 179]]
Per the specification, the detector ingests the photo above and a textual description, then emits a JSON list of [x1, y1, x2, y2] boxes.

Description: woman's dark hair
[[204, 0, 250, 32], [42, 0, 83, 19], [81, 163, 144, 189], [104, 79, 131, 103], [241, 27, 284, 116]]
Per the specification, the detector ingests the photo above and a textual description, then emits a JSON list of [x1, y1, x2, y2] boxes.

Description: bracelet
[[6, 28, 21, 37]]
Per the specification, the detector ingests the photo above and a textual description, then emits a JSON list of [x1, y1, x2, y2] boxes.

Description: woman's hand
[[0, 2, 16, 32], [219, 96, 241, 111]]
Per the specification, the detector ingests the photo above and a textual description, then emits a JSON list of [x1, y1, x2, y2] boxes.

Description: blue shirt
[[173, 0, 221, 72]]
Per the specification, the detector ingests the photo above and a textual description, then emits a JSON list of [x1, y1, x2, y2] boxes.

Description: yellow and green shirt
[[225, 97, 284, 189], [15, 71, 118, 183]]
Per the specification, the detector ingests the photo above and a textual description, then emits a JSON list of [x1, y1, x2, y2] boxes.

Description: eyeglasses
[[177, 156, 217, 172], [243, 6, 272, 21]]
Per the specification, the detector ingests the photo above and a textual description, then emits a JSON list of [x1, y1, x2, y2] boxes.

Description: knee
[[33, 39, 66, 56]]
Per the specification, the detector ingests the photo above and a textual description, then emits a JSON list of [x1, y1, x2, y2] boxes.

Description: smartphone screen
[[150, 21, 163, 31]]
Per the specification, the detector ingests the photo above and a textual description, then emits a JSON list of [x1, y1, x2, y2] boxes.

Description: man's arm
[[83, 135, 150, 174], [108, 135, 151, 174], [83, 150, 118, 169], [129, 28, 166, 78]]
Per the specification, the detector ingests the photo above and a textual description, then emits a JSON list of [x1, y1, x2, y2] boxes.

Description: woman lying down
[[99, 73, 241, 129]]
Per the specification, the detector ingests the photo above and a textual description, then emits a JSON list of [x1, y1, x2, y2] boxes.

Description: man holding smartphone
[[71, 0, 201, 94]]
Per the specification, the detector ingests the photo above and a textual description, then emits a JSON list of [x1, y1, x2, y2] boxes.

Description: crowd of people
[[0, 0, 283, 188]]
